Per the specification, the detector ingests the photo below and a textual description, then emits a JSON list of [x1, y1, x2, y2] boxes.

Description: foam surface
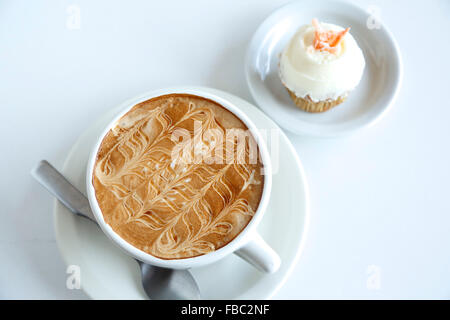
[[93, 94, 264, 259]]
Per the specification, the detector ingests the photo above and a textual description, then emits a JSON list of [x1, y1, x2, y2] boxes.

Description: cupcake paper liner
[[286, 88, 347, 113]]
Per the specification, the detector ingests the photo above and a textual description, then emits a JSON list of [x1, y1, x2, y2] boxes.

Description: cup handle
[[234, 232, 281, 273]]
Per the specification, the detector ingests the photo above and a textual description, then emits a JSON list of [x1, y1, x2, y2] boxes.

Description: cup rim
[[85, 87, 273, 269]]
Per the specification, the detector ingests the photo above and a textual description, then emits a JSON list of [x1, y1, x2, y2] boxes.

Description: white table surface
[[1, 0, 449, 299]]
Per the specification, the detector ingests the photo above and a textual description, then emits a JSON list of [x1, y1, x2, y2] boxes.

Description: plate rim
[[53, 86, 310, 299], [244, 0, 404, 137]]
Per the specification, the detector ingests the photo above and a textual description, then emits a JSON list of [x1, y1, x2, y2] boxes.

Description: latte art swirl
[[93, 94, 264, 259]]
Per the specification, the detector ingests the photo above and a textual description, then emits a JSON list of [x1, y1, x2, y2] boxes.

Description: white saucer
[[53, 87, 310, 299], [245, 0, 403, 137]]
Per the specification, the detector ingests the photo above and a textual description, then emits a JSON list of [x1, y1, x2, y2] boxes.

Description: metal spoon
[[31, 160, 201, 300]]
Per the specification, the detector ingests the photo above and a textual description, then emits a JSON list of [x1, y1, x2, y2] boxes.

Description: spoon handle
[[31, 160, 96, 222]]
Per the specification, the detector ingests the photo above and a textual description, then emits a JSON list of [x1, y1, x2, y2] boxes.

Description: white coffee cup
[[86, 87, 280, 273]]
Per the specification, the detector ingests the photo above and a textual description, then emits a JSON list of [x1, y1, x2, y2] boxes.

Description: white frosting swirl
[[279, 22, 365, 102]]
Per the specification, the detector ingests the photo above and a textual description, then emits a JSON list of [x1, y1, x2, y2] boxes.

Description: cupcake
[[279, 18, 365, 113]]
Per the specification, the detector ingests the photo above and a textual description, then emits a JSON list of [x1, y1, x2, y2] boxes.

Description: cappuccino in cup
[[93, 94, 264, 259]]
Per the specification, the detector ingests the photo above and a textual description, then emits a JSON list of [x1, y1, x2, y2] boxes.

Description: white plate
[[245, 0, 403, 137], [53, 87, 310, 299]]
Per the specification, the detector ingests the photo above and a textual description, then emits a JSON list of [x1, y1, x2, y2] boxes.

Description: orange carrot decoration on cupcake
[[312, 18, 350, 53]]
